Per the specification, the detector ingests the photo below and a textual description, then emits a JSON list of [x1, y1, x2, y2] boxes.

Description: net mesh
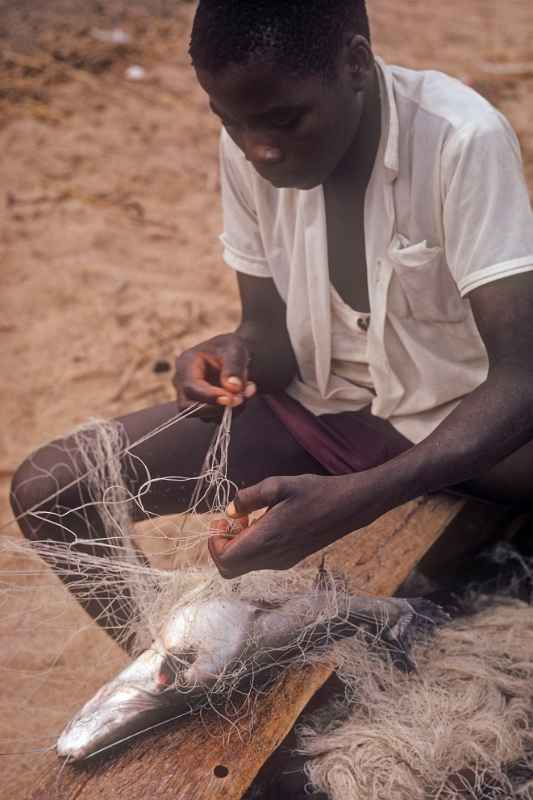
[[0, 409, 388, 763], [2, 409, 533, 800]]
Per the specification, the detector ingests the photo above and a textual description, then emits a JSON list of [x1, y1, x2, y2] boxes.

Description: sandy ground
[[1, 1, 532, 797]]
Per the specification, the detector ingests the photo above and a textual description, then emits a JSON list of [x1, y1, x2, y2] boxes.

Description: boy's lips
[[253, 163, 315, 189]]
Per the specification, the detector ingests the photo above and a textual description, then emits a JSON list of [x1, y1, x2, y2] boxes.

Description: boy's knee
[[10, 443, 76, 541], [11, 458, 49, 541]]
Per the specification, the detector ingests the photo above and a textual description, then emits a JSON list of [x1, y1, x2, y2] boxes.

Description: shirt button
[[358, 317, 370, 332]]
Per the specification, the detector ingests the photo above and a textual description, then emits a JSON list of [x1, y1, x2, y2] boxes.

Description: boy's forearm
[[365, 367, 533, 511]]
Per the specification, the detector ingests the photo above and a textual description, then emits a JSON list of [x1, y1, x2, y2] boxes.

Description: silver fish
[[57, 593, 444, 761]]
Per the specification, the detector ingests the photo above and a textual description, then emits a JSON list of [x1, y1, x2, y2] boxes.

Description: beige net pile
[[298, 599, 533, 799]]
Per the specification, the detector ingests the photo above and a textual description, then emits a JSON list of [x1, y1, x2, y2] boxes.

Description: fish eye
[[157, 650, 196, 688], [157, 658, 176, 688]]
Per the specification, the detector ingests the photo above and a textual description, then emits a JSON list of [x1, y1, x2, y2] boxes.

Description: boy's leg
[[10, 397, 327, 649]]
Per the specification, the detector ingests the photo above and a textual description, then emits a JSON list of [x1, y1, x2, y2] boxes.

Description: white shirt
[[219, 57, 533, 443], [329, 286, 373, 406]]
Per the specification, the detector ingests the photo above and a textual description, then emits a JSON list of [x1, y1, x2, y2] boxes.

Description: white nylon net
[[0, 409, 387, 775], [2, 408, 533, 800]]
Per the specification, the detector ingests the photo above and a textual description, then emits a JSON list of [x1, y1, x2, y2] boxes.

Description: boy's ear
[[344, 33, 373, 90]]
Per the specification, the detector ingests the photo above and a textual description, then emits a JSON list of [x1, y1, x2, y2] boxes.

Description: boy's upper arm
[[469, 270, 533, 372], [237, 272, 287, 329], [219, 130, 271, 279], [219, 133, 290, 344], [442, 114, 533, 297]]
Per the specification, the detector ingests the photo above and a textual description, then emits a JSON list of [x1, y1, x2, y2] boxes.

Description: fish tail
[[384, 598, 450, 672], [403, 597, 451, 638]]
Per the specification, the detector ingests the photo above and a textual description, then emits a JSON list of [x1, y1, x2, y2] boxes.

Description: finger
[[223, 376, 245, 395], [210, 518, 249, 538], [227, 501, 247, 520], [175, 387, 189, 412], [208, 526, 253, 578], [174, 350, 218, 386], [208, 514, 276, 578], [176, 350, 247, 404], [230, 478, 284, 517], [219, 340, 249, 393], [188, 353, 243, 405], [243, 381, 257, 399], [216, 394, 243, 408], [208, 534, 231, 567], [175, 352, 229, 404], [208, 517, 249, 575], [217, 382, 254, 406], [183, 379, 232, 404]]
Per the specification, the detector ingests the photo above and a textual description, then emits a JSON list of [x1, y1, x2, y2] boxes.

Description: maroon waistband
[[263, 393, 412, 476]]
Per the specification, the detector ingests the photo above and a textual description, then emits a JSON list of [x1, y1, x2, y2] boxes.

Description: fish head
[[56, 648, 195, 761], [55, 599, 263, 762], [161, 599, 263, 687]]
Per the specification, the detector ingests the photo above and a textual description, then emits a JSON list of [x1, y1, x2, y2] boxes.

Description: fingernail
[[227, 502, 246, 520], [227, 502, 248, 520], [217, 396, 231, 406], [226, 376, 243, 391], [244, 382, 257, 398], [227, 502, 238, 518]]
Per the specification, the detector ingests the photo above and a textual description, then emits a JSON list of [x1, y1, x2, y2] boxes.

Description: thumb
[[229, 477, 284, 518], [219, 338, 249, 393]]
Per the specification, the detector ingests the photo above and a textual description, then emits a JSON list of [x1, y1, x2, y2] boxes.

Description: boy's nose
[[243, 137, 283, 165]]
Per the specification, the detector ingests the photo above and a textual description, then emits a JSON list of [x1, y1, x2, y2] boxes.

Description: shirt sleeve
[[218, 129, 271, 279], [442, 112, 533, 296]]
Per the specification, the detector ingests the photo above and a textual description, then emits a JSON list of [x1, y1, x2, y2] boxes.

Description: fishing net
[[7, 408, 353, 652], [0, 407, 239, 782], [2, 408, 533, 799], [297, 597, 533, 800], [0, 408, 402, 787]]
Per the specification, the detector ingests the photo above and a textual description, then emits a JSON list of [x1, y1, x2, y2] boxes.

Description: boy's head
[[190, 1, 375, 190], [190, 0, 371, 79]]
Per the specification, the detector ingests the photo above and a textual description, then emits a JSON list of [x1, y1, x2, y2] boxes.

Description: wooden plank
[[32, 494, 507, 800]]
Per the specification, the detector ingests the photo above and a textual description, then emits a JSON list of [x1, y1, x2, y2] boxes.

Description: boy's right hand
[[173, 333, 257, 412]]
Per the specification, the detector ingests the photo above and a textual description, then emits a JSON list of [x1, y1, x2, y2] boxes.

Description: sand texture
[[1, 1, 533, 796]]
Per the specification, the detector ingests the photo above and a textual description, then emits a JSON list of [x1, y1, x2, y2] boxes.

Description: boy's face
[[196, 52, 371, 190]]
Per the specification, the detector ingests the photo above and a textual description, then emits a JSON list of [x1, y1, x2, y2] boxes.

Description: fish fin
[[384, 598, 450, 672], [400, 597, 451, 640], [183, 651, 232, 688], [183, 661, 216, 688], [253, 598, 286, 611]]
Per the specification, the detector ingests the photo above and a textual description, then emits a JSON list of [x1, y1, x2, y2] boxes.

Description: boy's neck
[[326, 64, 382, 191]]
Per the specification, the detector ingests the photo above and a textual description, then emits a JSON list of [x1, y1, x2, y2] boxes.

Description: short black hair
[[189, 0, 371, 79]]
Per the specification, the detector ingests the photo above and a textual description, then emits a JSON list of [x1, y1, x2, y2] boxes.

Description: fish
[[56, 591, 446, 761]]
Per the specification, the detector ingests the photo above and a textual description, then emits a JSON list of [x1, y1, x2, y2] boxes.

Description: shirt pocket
[[387, 234, 467, 323]]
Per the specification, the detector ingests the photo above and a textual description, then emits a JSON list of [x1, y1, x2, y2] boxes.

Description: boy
[[11, 0, 533, 626]]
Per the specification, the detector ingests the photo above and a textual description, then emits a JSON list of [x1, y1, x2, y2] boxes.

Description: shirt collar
[[374, 56, 400, 183]]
